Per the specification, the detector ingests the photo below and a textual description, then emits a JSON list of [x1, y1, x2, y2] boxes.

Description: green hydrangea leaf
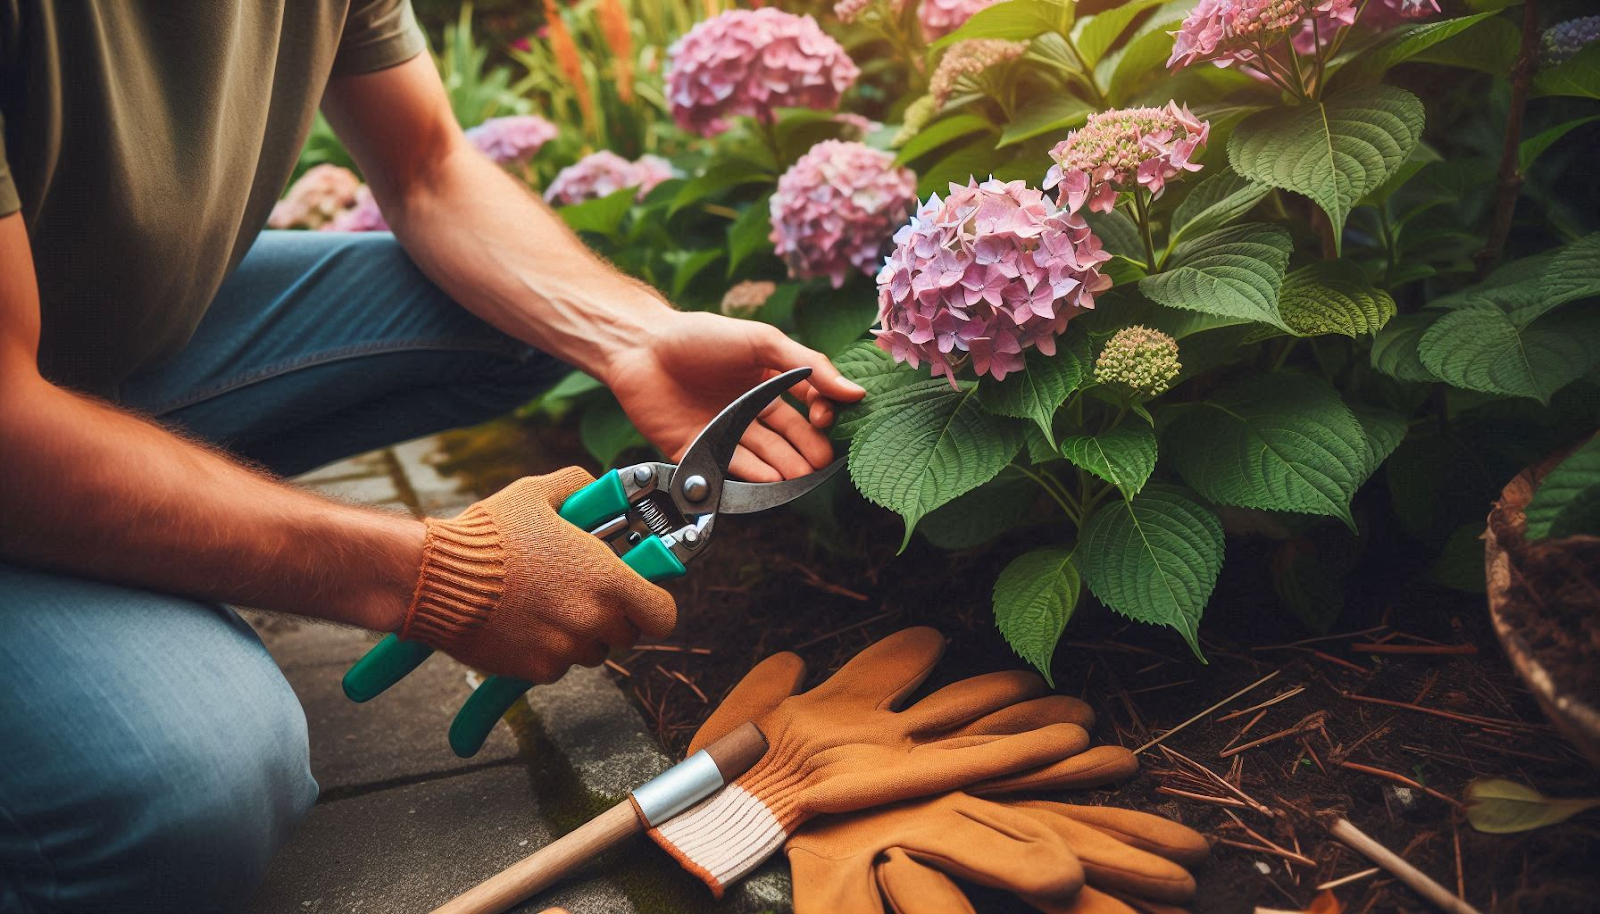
[[1350, 402, 1408, 484], [998, 95, 1095, 147], [1107, 20, 1182, 105], [1332, 11, 1505, 88], [921, 470, 1039, 549], [1073, 0, 1170, 67], [1533, 42, 1600, 100], [931, 0, 1070, 50], [848, 383, 1024, 549], [1276, 260, 1397, 338], [559, 187, 636, 238], [1079, 484, 1223, 660], [796, 287, 879, 357], [1060, 424, 1158, 501], [1228, 86, 1425, 252], [579, 396, 646, 467], [1084, 207, 1145, 262], [1169, 171, 1271, 244], [979, 332, 1092, 444], [993, 547, 1080, 684], [726, 194, 774, 277], [1369, 312, 1441, 383], [1418, 305, 1600, 405], [1430, 233, 1600, 327], [1139, 223, 1292, 329], [1166, 374, 1373, 529], [895, 114, 996, 166], [1524, 437, 1600, 540], [834, 341, 921, 395]]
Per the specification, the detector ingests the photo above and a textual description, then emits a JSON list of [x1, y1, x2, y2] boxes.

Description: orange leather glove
[[646, 628, 1096, 897], [399, 468, 676, 682]]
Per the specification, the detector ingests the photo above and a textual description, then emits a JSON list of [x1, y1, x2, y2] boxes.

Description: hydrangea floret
[[268, 164, 360, 230], [833, 112, 883, 140], [1095, 326, 1181, 398], [874, 178, 1113, 384], [465, 115, 559, 167], [770, 140, 918, 288], [1045, 103, 1210, 214], [919, 0, 998, 42], [721, 280, 778, 317], [930, 40, 1028, 108], [1168, 0, 1357, 70], [666, 9, 859, 137], [1542, 15, 1600, 66], [544, 152, 677, 205], [326, 185, 389, 232]]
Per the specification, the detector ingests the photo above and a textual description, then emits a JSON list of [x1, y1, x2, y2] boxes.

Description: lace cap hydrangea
[[930, 39, 1028, 107], [325, 185, 390, 232], [920, 0, 998, 41], [874, 178, 1113, 384], [721, 280, 778, 317], [1168, 0, 1357, 70], [465, 115, 559, 166], [1542, 15, 1600, 66], [1095, 326, 1181, 397], [269, 164, 360, 230], [770, 140, 917, 288], [666, 9, 859, 137], [544, 151, 678, 205], [1045, 103, 1210, 214]]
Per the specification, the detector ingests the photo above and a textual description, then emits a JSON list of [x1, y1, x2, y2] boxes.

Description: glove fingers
[[806, 627, 945, 711], [876, 849, 977, 914], [904, 724, 1094, 795], [1024, 885, 1142, 914], [1013, 810, 1198, 903], [945, 694, 1097, 738], [788, 845, 887, 914], [1010, 801, 1210, 866], [686, 651, 807, 755], [537, 466, 601, 505], [900, 671, 1047, 736], [970, 746, 1139, 797]]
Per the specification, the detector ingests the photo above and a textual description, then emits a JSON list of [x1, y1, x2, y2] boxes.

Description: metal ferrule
[[630, 749, 727, 827]]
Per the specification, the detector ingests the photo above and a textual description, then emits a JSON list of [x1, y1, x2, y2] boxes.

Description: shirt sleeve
[[332, 0, 426, 77], [0, 112, 19, 218]]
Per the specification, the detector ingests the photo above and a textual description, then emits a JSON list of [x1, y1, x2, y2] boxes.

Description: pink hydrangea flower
[[929, 39, 1028, 107], [1168, 0, 1357, 70], [833, 0, 876, 22], [770, 140, 917, 288], [721, 280, 778, 317], [324, 185, 390, 232], [874, 178, 1113, 384], [269, 164, 360, 230], [666, 9, 859, 137], [544, 151, 680, 205], [920, 0, 998, 42], [1360, 0, 1441, 30], [465, 115, 559, 166], [833, 112, 882, 139], [1045, 103, 1209, 214]]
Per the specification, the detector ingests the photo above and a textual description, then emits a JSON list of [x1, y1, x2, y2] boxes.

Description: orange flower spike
[[543, 0, 594, 131], [597, 0, 635, 104]]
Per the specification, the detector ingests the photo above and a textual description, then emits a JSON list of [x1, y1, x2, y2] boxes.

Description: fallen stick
[[1349, 643, 1478, 656], [1134, 670, 1280, 755], [1328, 818, 1481, 914]]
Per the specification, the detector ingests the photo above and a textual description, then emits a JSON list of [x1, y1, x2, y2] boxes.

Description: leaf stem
[[1475, 0, 1541, 277], [1015, 463, 1081, 525], [1132, 189, 1159, 274], [1060, 33, 1108, 107]]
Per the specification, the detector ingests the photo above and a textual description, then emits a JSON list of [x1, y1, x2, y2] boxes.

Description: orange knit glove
[[646, 628, 1096, 897], [399, 468, 676, 683]]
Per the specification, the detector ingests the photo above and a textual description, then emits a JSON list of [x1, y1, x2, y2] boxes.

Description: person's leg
[[0, 562, 317, 914], [117, 230, 571, 477]]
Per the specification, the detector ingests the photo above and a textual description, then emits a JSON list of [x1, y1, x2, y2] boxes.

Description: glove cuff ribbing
[[647, 784, 788, 897], [400, 509, 505, 649]]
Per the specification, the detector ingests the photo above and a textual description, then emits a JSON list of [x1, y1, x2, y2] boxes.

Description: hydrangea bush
[[279, 0, 1600, 677]]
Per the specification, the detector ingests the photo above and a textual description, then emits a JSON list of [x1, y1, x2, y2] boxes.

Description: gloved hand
[[400, 468, 676, 683], [647, 628, 1097, 897]]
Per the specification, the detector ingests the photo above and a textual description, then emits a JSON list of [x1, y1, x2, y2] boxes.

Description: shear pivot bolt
[[682, 527, 702, 546], [632, 466, 653, 486], [681, 475, 709, 502]]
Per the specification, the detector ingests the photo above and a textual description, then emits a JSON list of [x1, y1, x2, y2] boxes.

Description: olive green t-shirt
[[0, 1, 425, 394]]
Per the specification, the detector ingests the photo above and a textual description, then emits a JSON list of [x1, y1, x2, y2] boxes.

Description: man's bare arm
[[0, 212, 423, 630]]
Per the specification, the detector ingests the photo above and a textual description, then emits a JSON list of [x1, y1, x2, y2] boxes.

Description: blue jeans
[[1, 232, 565, 913]]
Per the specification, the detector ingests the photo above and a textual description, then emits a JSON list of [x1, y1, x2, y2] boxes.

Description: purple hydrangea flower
[[1543, 15, 1600, 66], [544, 151, 679, 205], [666, 9, 859, 137], [324, 185, 389, 232], [874, 178, 1113, 384], [465, 115, 559, 166], [269, 164, 361, 230], [1168, 0, 1357, 70], [1045, 103, 1210, 214], [770, 140, 917, 288]]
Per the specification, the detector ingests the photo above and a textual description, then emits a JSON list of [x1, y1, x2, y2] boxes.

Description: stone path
[[245, 436, 788, 914]]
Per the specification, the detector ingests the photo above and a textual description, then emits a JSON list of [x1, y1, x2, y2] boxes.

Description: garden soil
[[440, 418, 1600, 914]]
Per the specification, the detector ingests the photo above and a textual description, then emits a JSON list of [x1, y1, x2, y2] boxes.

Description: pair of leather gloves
[[648, 628, 1210, 913]]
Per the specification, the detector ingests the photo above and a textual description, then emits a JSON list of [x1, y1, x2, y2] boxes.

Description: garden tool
[[645, 627, 1101, 897], [433, 722, 768, 914], [342, 366, 840, 758]]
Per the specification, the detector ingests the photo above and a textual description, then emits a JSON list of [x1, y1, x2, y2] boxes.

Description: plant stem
[[1062, 35, 1108, 107], [1014, 463, 1081, 525], [1272, 337, 1297, 370], [1132, 190, 1159, 272], [1475, 0, 1541, 277], [757, 113, 783, 171]]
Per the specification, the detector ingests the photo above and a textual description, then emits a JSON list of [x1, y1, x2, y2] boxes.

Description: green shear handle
[[341, 469, 687, 758]]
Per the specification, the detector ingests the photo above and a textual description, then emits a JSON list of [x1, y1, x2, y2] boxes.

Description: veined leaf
[[796, 287, 878, 357], [1369, 312, 1441, 383], [979, 332, 1092, 444], [1060, 424, 1159, 500], [994, 547, 1080, 684], [1170, 171, 1272, 244], [1332, 11, 1504, 87], [1533, 42, 1600, 100], [1350, 403, 1408, 484], [931, 0, 1070, 50], [1084, 207, 1146, 262], [1140, 223, 1292, 329], [918, 136, 1004, 198], [1277, 261, 1396, 338], [1409, 16, 1519, 76], [559, 187, 635, 237], [1418, 305, 1600, 405], [1228, 86, 1425, 251], [1520, 115, 1600, 171], [579, 396, 645, 467], [1107, 20, 1182, 105], [848, 383, 1024, 548], [998, 95, 1094, 147], [726, 194, 774, 277], [1429, 234, 1600, 326], [668, 157, 773, 216], [1524, 436, 1600, 540], [1079, 485, 1224, 660], [834, 377, 953, 438], [895, 114, 996, 166], [833, 340, 922, 396], [921, 471, 1039, 549], [1166, 374, 1373, 528], [1467, 779, 1600, 834], [1074, 0, 1170, 67]]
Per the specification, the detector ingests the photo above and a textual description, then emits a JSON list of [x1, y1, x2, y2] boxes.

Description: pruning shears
[[342, 366, 840, 758]]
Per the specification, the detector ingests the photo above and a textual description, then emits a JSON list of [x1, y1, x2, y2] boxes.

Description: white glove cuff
[[649, 784, 788, 897]]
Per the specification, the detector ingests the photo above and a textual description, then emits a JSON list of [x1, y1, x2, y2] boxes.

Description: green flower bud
[[1095, 326, 1181, 398]]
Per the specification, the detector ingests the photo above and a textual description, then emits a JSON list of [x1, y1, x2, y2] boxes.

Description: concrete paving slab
[[392, 435, 476, 516], [293, 452, 390, 484]]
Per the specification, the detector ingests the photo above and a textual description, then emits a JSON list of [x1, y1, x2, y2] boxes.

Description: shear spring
[[635, 498, 675, 537]]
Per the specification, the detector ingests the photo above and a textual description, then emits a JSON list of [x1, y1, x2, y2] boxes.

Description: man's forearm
[[0, 378, 423, 630]]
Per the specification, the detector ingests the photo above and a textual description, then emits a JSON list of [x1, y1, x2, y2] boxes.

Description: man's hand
[[607, 312, 866, 482]]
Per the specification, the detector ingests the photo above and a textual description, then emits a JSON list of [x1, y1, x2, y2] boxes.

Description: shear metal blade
[[670, 367, 813, 518], [716, 459, 843, 515]]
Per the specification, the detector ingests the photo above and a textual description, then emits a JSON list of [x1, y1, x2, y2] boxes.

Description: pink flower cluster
[[1168, 0, 1356, 70], [269, 165, 360, 230], [666, 9, 859, 137], [874, 178, 1112, 384], [919, 0, 998, 42], [929, 39, 1028, 107], [544, 151, 677, 205], [1045, 103, 1209, 214], [465, 115, 559, 166], [770, 140, 917, 288], [326, 186, 390, 232], [1360, 0, 1441, 30]]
